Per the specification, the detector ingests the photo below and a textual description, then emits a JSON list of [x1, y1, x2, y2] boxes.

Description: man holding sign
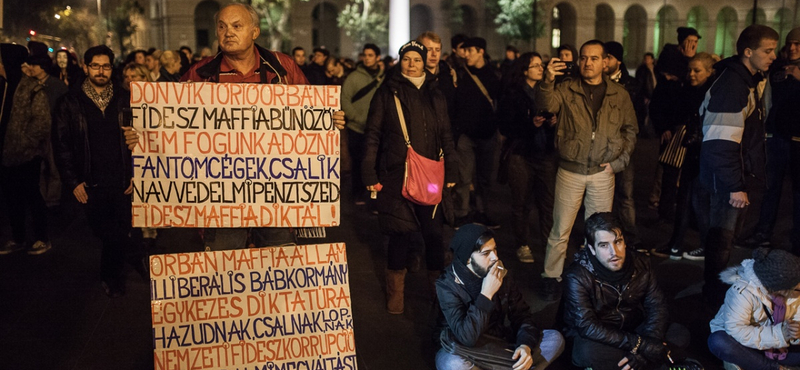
[[124, 3, 345, 251]]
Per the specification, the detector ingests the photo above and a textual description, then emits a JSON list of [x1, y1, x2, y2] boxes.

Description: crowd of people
[[1, 2, 800, 369]]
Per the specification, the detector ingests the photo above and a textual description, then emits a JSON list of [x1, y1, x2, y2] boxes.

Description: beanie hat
[[677, 27, 701, 44], [787, 27, 800, 44], [752, 248, 800, 292], [398, 40, 427, 66], [450, 224, 488, 264], [462, 37, 487, 51], [604, 41, 624, 61]]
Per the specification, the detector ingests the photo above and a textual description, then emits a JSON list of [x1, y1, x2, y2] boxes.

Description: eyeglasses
[[88, 63, 113, 71]]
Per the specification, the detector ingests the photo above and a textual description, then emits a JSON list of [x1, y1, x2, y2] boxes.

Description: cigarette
[[496, 265, 504, 270], [667, 353, 673, 364]]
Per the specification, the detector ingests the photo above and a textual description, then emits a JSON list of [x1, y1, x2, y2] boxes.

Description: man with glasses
[[52, 45, 142, 297]]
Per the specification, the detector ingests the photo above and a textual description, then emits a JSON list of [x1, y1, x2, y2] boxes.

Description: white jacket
[[709, 259, 800, 350]]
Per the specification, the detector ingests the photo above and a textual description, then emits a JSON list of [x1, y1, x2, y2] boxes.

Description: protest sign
[[129, 82, 341, 228], [150, 243, 356, 370]]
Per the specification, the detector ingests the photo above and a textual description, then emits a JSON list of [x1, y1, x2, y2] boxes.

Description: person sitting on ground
[[436, 224, 565, 370], [709, 248, 800, 370], [562, 212, 702, 370]]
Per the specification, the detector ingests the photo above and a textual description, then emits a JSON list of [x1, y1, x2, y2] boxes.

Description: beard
[[89, 74, 110, 88], [469, 259, 494, 278]]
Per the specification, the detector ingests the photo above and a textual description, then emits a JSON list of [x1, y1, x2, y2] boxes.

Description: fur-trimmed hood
[[719, 259, 771, 300]]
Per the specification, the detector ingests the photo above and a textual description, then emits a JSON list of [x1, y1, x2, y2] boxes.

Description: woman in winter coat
[[362, 41, 457, 314], [709, 248, 800, 369], [496, 52, 557, 264], [650, 52, 718, 260]]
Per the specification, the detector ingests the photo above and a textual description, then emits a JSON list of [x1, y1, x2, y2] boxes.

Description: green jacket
[[535, 75, 638, 175], [341, 64, 384, 134]]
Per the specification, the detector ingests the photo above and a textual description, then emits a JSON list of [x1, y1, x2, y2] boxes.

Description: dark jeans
[[507, 154, 556, 249], [666, 172, 698, 252], [454, 134, 498, 217], [709, 331, 800, 370], [693, 183, 743, 306], [615, 162, 640, 245], [659, 164, 680, 222], [572, 323, 690, 370], [1, 158, 48, 244], [754, 136, 790, 240], [347, 128, 367, 200], [85, 187, 134, 283], [387, 202, 445, 271]]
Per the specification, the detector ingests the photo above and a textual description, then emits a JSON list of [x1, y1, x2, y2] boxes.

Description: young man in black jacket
[[451, 37, 501, 228], [435, 224, 564, 370], [562, 213, 700, 370], [52, 45, 139, 297]]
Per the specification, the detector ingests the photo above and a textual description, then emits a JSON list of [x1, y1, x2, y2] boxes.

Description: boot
[[386, 269, 406, 314]]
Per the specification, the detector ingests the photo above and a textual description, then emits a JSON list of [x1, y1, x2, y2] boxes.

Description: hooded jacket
[[535, 74, 638, 175], [562, 247, 668, 349], [2, 76, 51, 166], [436, 263, 542, 349], [362, 69, 458, 235], [709, 259, 800, 350], [698, 56, 767, 194]]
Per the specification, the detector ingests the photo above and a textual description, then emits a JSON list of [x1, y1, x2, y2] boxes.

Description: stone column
[[389, 0, 410, 58]]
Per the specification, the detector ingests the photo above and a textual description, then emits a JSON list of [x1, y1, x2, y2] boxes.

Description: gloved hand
[[638, 337, 670, 363], [618, 353, 648, 370]]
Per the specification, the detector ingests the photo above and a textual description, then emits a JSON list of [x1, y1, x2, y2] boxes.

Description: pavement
[[0, 136, 793, 370]]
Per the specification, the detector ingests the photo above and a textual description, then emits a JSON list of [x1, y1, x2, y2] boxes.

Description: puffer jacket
[[562, 248, 668, 350], [2, 76, 51, 166], [52, 86, 132, 191], [362, 69, 458, 235], [535, 74, 638, 175], [709, 259, 800, 350], [436, 263, 542, 349]]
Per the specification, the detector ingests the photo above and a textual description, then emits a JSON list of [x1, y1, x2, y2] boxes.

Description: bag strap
[[352, 75, 382, 103], [464, 67, 494, 110], [393, 94, 411, 147]]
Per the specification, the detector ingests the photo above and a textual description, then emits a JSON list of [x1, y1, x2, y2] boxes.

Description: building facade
[[140, 0, 799, 66]]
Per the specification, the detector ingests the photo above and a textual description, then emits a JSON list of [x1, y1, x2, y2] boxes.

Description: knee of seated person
[[541, 329, 566, 353], [708, 331, 736, 357]]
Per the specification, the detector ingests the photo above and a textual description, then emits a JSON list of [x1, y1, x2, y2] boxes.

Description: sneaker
[[670, 358, 704, 370], [0, 241, 24, 255], [539, 278, 562, 301], [683, 247, 705, 261], [668, 247, 683, 260], [27, 240, 52, 255], [516, 246, 534, 263]]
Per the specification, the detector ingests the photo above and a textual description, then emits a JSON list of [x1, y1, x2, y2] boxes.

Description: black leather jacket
[[562, 248, 668, 350], [52, 86, 132, 191], [436, 263, 542, 349]]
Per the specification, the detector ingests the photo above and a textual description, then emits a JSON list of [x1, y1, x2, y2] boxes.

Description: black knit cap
[[604, 41, 624, 61], [462, 37, 487, 51], [677, 27, 701, 44], [752, 248, 800, 292], [398, 40, 427, 66], [450, 223, 488, 265]]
